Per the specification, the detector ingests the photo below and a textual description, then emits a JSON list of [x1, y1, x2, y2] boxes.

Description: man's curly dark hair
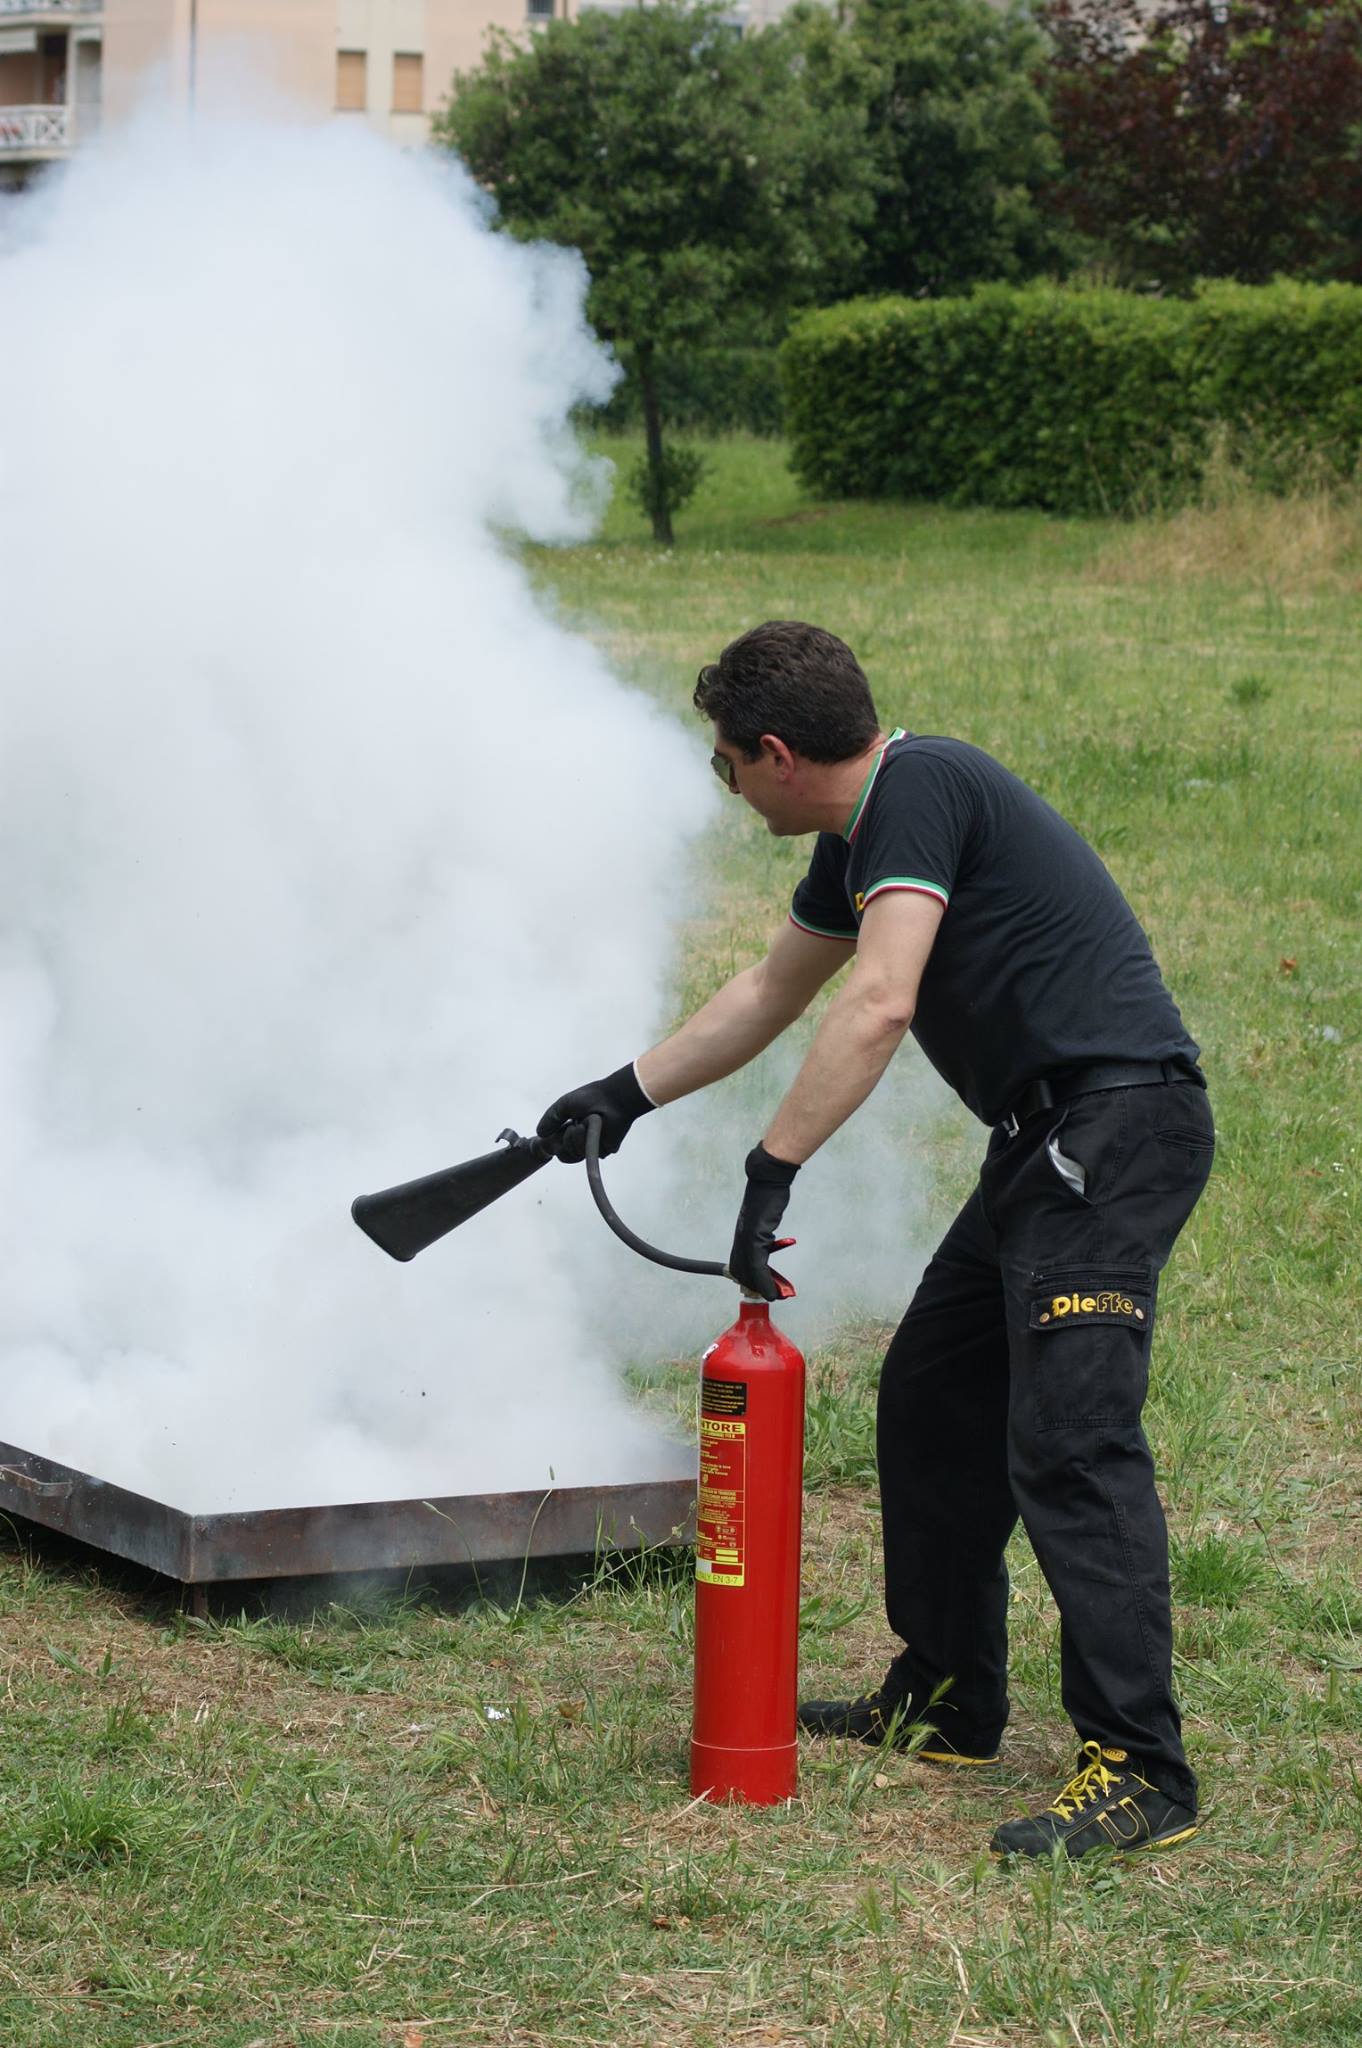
[[694, 620, 881, 763]]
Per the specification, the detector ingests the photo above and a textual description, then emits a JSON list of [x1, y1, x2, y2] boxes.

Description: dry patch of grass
[[1091, 456, 1362, 596]]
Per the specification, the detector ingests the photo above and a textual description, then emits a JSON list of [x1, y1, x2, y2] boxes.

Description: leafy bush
[[625, 444, 709, 528], [781, 282, 1362, 513]]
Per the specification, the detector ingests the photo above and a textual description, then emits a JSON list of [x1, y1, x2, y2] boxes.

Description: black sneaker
[[798, 1661, 1001, 1766], [990, 1741, 1199, 1860]]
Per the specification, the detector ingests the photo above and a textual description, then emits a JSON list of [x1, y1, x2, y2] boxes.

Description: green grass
[[2, 437, 1359, 2046]]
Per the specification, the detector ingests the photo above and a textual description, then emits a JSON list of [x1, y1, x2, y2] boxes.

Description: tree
[[843, 0, 1069, 298], [436, 2, 875, 543], [1039, 0, 1362, 289]]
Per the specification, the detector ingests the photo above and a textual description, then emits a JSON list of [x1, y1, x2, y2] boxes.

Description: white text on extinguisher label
[[697, 1415, 746, 1589]]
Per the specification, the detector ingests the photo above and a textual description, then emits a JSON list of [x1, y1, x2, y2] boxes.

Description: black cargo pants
[[877, 1072, 1215, 1808]]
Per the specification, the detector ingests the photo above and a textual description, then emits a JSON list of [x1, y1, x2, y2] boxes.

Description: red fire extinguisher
[[691, 1295, 805, 1804], [352, 1114, 808, 1805], [574, 1123, 808, 1806]]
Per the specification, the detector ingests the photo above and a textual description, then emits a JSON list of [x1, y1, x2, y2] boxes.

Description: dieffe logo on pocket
[[1031, 1289, 1148, 1329], [1054, 1290, 1133, 1318]]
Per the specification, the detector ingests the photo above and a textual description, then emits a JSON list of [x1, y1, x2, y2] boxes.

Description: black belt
[[1001, 1059, 1205, 1138]]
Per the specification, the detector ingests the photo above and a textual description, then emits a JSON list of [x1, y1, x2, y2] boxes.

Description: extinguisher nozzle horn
[[351, 1129, 552, 1261]]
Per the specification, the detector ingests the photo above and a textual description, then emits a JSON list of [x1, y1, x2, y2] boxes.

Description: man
[[538, 621, 1215, 1861]]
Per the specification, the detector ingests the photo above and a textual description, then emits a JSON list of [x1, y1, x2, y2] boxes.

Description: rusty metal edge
[[0, 1438, 697, 1585], [0, 1438, 191, 1579]]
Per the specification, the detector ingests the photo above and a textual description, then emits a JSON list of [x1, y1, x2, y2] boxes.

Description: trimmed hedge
[[1182, 285, 1362, 485], [780, 283, 1362, 514], [589, 347, 783, 437]]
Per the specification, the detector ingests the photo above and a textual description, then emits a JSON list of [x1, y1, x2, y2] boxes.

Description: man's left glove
[[728, 1143, 799, 1301], [536, 1063, 656, 1164]]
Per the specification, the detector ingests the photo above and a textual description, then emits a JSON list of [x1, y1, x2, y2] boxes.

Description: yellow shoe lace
[[1046, 1740, 1122, 1821]]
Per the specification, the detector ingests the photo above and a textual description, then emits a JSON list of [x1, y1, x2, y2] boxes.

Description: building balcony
[[0, 1, 100, 167], [0, 102, 73, 156]]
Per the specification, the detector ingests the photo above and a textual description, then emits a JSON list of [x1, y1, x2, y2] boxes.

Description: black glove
[[727, 1143, 799, 1301], [536, 1063, 656, 1164]]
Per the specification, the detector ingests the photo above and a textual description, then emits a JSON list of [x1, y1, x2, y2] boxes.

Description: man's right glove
[[536, 1063, 656, 1164], [727, 1143, 799, 1301]]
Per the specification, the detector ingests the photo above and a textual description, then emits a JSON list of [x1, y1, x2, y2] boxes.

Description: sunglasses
[[710, 750, 739, 793]]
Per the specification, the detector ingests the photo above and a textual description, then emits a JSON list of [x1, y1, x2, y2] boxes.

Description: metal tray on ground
[[0, 1437, 697, 1609]]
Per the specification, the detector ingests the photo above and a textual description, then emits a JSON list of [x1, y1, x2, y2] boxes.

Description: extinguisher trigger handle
[[767, 1237, 797, 1298]]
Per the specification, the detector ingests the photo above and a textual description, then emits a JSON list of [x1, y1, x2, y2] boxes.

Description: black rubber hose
[[583, 1114, 728, 1278]]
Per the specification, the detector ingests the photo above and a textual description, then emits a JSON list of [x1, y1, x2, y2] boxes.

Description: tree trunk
[[636, 343, 673, 548]]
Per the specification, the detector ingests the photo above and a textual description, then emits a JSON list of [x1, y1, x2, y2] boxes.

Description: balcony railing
[[0, 104, 72, 154]]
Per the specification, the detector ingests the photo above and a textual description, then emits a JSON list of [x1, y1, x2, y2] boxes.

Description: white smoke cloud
[[0, 105, 945, 1519], [0, 110, 716, 1510]]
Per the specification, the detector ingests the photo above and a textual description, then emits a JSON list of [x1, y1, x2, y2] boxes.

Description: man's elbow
[[874, 1004, 916, 1041], [856, 984, 917, 1039]]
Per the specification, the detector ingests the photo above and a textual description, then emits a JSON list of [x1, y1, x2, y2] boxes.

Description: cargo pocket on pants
[[1027, 1264, 1154, 1429]]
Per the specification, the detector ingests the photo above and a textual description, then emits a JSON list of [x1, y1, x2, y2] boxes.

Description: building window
[[392, 52, 423, 114], [0, 46, 41, 110], [336, 50, 366, 112], [527, 0, 554, 19]]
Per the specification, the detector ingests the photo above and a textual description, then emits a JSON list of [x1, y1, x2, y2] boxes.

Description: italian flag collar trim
[[843, 727, 906, 843]]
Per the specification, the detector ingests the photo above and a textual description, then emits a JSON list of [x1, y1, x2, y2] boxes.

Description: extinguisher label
[[697, 1416, 746, 1588], [702, 1378, 748, 1418]]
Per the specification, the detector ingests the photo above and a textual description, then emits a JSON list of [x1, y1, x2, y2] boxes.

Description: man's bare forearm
[[636, 962, 807, 1105], [763, 977, 912, 1164]]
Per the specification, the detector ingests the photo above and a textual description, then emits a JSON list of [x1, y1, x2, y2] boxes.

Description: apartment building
[[0, 0, 804, 186], [0, 0, 548, 186]]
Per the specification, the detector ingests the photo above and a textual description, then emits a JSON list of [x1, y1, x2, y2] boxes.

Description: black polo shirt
[[789, 731, 1200, 1126]]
